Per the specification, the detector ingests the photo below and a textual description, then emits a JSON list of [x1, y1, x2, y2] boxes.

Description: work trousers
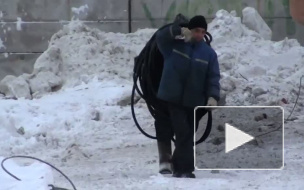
[[155, 102, 207, 173]]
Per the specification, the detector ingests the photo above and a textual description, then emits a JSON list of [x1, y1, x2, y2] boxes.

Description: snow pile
[[0, 20, 155, 99], [0, 7, 301, 110], [0, 157, 53, 190], [208, 9, 304, 109]]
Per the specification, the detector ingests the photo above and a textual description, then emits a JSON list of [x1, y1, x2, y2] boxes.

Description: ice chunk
[[33, 46, 62, 74], [0, 75, 32, 99], [29, 71, 62, 96], [242, 7, 272, 40]]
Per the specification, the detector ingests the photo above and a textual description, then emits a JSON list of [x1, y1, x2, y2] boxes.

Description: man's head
[[188, 15, 208, 42]]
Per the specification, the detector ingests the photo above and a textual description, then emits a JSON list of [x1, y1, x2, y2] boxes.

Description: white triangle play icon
[[225, 123, 254, 153]]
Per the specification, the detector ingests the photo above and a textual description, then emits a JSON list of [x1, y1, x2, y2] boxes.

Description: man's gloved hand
[[206, 97, 217, 110], [181, 27, 192, 42]]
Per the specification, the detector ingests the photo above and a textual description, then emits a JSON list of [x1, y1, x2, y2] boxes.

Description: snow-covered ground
[[0, 8, 304, 190], [0, 156, 54, 190]]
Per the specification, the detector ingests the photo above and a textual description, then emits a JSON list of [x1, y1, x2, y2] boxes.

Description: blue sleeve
[[207, 51, 221, 101], [155, 24, 182, 58]]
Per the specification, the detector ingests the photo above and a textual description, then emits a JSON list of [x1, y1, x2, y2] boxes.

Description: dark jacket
[[155, 24, 220, 108]]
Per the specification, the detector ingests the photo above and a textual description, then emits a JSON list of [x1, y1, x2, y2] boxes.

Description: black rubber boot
[[157, 140, 173, 174], [172, 172, 196, 178], [172, 172, 182, 178], [181, 173, 196, 178]]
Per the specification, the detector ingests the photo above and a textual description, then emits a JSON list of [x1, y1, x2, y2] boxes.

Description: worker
[[290, 0, 304, 25], [154, 15, 221, 178]]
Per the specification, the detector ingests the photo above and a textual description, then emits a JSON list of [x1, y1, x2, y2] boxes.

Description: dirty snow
[[0, 7, 304, 190]]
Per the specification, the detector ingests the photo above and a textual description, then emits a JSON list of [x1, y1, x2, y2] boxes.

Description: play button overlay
[[225, 123, 254, 153], [194, 106, 284, 170]]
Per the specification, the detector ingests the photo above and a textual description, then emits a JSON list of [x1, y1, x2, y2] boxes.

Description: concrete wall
[[0, 0, 303, 80], [131, 0, 304, 42]]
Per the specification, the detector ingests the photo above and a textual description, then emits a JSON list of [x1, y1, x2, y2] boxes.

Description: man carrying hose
[[155, 15, 220, 178]]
